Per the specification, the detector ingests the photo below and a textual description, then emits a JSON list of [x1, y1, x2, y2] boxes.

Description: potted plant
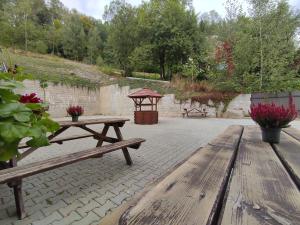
[[19, 93, 49, 115], [249, 96, 298, 143], [67, 105, 84, 122], [0, 72, 60, 161]]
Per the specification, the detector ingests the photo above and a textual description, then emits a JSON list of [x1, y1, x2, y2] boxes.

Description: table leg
[[113, 125, 132, 165], [96, 124, 110, 147]]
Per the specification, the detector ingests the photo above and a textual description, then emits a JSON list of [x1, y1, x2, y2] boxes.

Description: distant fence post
[[251, 91, 300, 117]]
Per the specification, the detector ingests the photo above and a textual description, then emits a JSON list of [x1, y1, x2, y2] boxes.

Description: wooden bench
[[100, 125, 300, 225], [182, 107, 208, 118], [0, 138, 145, 219], [18, 134, 95, 149], [0, 118, 145, 219]]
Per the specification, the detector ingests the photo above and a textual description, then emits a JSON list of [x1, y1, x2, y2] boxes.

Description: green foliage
[[62, 13, 87, 61], [0, 72, 60, 161], [107, 2, 138, 76], [0, 0, 299, 93]]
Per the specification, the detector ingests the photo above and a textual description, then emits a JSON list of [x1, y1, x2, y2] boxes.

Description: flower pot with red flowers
[[19, 93, 49, 115], [249, 96, 298, 143], [67, 105, 84, 122], [0, 72, 60, 161]]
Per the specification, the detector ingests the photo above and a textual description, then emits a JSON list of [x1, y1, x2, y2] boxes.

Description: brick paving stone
[[42, 200, 68, 216], [94, 192, 115, 205], [0, 117, 268, 224], [59, 200, 84, 217], [32, 211, 63, 225], [51, 211, 82, 225], [71, 212, 100, 225], [110, 191, 130, 205], [13, 211, 44, 225], [93, 200, 117, 218], [77, 200, 101, 217]]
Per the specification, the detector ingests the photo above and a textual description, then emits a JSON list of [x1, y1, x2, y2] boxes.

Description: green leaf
[[13, 111, 32, 122], [0, 89, 19, 102], [0, 103, 31, 118], [37, 118, 60, 133], [26, 134, 50, 147], [0, 139, 20, 161], [0, 123, 30, 142], [25, 103, 44, 110]]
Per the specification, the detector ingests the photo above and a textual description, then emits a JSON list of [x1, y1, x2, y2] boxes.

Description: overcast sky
[[60, 0, 300, 20]]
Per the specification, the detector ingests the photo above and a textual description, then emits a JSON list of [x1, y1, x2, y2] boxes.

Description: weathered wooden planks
[[283, 127, 300, 142], [220, 126, 300, 225], [272, 132, 300, 188], [58, 118, 129, 127], [18, 134, 95, 149], [0, 138, 145, 184], [115, 125, 243, 225]]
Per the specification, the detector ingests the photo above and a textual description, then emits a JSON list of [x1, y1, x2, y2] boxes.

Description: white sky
[[60, 0, 300, 20]]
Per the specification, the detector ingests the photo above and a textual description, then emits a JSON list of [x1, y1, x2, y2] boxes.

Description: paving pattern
[[1, 117, 299, 225]]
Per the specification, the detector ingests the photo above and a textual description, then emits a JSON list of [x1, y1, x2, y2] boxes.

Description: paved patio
[[1, 117, 299, 225]]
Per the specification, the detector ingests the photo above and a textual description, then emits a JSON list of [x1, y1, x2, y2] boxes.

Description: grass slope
[[2, 48, 175, 94]]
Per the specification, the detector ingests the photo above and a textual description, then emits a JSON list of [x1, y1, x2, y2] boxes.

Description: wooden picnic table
[[0, 118, 145, 219], [100, 125, 300, 225]]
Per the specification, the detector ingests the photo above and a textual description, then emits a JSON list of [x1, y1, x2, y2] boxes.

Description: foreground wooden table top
[[100, 125, 300, 225]]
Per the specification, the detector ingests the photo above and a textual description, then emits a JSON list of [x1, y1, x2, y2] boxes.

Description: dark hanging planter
[[72, 115, 79, 122], [260, 127, 282, 144]]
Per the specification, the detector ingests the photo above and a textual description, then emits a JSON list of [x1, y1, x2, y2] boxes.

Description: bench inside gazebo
[[100, 125, 300, 225]]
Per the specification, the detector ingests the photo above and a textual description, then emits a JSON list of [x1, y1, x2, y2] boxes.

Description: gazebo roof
[[128, 88, 163, 98]]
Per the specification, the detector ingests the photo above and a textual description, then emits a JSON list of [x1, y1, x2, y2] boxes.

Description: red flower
[[67, 105, 84, 116], [249, 96, 298, 128], [19, 93, 43, 103]]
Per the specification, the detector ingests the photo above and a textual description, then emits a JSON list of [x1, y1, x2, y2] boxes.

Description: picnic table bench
[[0, 118, 145, 219], [182, 107, 208, 118], [100, 125, 300, 225]]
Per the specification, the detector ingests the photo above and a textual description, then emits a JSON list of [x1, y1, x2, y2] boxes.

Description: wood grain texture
[[283, 127, 300, 142], [0, 138, 145, 184], [220, 126, 300, 225], [272, 132, 300, 189], [117, 125, 243, 225], [58, 118, 129, 127], [18, 134, 95, 149]]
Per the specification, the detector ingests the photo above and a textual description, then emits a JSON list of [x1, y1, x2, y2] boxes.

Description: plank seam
[[271, 143, 300, 190], [208, 126, 245, 225]]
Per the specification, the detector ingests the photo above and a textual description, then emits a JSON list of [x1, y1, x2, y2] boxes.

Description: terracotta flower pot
[[261, 127, 282, 143]]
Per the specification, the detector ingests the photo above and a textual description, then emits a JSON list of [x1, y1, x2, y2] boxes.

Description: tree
[[87, 25, 103, 64], [18, 0, 34, 51], [62, 12, 87, 61], [136, 0, 199, 80], [107, 2, 138, 76]]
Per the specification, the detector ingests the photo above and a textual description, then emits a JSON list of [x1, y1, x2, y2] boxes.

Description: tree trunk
[[259, 18, 263, 90], [159, 52, 165, 80], [24, 14, 28, 52]]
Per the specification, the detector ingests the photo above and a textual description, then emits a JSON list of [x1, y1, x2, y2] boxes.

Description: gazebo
[[128, 88, 163, 124]]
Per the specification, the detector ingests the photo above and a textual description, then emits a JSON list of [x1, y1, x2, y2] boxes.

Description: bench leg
[[8, 158, 25, 219], [113, 126, 133, 165], [13, 181, 25, 219], [122, 149, 132, 166]]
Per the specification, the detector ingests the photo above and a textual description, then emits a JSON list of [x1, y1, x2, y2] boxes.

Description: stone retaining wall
[[18, 80, 251, 118]]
